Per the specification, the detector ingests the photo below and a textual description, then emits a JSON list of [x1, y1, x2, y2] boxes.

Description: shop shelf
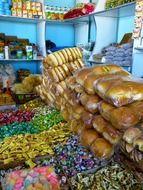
[[88, 60, 131, 67], [0, 15, 45, 23], [94, 1, 136, 18], [46, 16, 89, 25], [0, 57, 43, 62], [135, 47, 143, 51], [46, 2, 136, 25]]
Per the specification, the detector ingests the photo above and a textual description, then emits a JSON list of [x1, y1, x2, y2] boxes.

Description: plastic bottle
[[4, 46, 9, 60]]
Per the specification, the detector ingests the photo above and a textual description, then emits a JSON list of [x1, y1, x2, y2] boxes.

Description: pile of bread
[[38, 47, 143, 167], [60, 64, 143, 163], [36, 47, 85, 105]]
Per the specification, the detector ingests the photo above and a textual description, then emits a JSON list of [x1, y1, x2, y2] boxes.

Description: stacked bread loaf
[[60, 64, 143, 163], [38, 48, 143, 165], [36, 47, 85, 106]]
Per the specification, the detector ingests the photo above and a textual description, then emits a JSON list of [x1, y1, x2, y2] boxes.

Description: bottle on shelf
[[4, 46, 9, 60]]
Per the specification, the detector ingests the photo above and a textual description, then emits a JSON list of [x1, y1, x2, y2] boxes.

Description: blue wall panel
[[45, 0, 75, 47], [0, 21, 37, 43], [45, 0, 75, 7], [46, 24, 75, 46], [117, 16, 134, 43]]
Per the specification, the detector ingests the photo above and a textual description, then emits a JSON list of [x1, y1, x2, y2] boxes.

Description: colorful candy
[[32, 108, 64, 131], [54, 135, 105, 178], [0, 110, 35, 126], [0, 122, 39, 142], [19, 98, 44, 111], [4, 166, 60, 190], [91, 162, 142, 190], [0, 123, 72, 169]]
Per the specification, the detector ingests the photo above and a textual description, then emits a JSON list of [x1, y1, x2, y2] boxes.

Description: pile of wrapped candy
[[0, 110, 35, 126], [3, 166, 60, 190], [1, 60, 143, 189]]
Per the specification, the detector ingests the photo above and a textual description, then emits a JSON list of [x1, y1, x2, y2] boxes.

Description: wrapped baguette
[[81, 111, 94, 128]]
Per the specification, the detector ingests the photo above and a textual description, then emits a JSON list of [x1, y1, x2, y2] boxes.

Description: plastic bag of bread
[[72, 104, 86, 120], [98, 101, 115, 121], [70, 119, 84, 135], [129, 101, 143, 121], [84, 69, 129, 95], [92, 64, 123, 74], [81, 111, 94, 128], [80, 128, 99, 147], [119, 127, 143, 170], [76, 67, 92, 86], [92, 115, 121, 144], [96, 76, 143, 107], [90, 138, 113, 160], [63, 89, 79, 106], [85, 95, 101, 114], [110, 107, 140, 130], [79, 92, 100, 114]]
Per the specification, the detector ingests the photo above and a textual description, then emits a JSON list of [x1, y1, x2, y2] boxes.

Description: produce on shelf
[[0, 123, 72, 169], [3, 166, 60, 190], [0, 110, 35, 126], [11, 0, 43, 18], [64, 3, 96, 19]]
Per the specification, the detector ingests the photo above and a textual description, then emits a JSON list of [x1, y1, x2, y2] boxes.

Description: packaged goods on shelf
[[11, 0, 43, 18], [0, 33, 41, 60], [45, 5, 70, 20], [64, 3, 96, 19]]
